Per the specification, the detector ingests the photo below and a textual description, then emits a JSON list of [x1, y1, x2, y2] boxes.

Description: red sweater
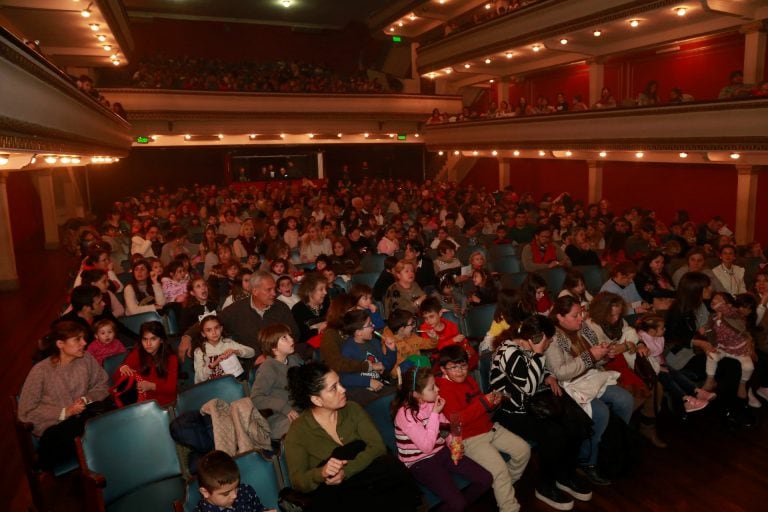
[[420, 319, 460, 350], [118, 348, 178, 406], [436, 375, 494, 440]]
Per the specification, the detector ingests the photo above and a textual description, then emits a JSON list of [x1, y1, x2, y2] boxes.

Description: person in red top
[[116, 321, 178, 405], [436, 345, 530, 512], [521, 225, 571, 272], [419, 298, 478, 370]]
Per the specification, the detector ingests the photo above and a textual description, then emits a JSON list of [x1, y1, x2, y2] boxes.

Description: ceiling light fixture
[[513, 150, 520, 156], [489, 79, 495, 83], [730, 152, 740, 160], [398, 21, 404, 27], [532, 44, 541, 52], [675, 7, 687, 16], [560, 38, 568, 45], [96, 34, 106, 42], [472, 150, 479, 156], [464, 63, 471, 68], [249, 134, 257, 140], [184, 134, 191, 140], [538, 150, 546, 157], [60, 156, 71, 164], [364, 133, 370, 138], [505, 52, 513, 58], [281, 0, 292, 7], [599, 151, 607, 157], [103, 44, 112, 51], [453, 150, 460, 155], [389, 27, 395, 32], [629, 19, 640, 28], [491, 150, 498, 156], [409, 13, 416, 21], [44, 155, 57, 164], [0, 154, 9, 165], [635, 151, 644, 158], [71, 157, 81, 164], [414, 133, 420, 138], [337, 133, 343, 138], [89, 23, 99, 31], [81, 3, 92, 18], [679, 152, 688, 158], [593, 29, 602, 37], [111, 59, 120, 66], [389, 133, 395, 138], [444, 68, 452, 74], [308, 133, 314, 139], [217, 134, 223, 140], [438, 151, 444, 156], [485, 3, 492, 9], [484, 58, 491, 64], [564, 150, 573, 157]]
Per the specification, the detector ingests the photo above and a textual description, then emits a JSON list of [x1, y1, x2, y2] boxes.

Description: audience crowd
[[18, 172, 768, 511]]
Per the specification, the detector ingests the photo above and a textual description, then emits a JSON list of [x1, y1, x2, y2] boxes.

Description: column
[[498, 158, 510, 189], [316, 151, 325, 180], [0, 172, 20, 290], [735, 165, 760, 245], [742, 23, 766, 85], [498, 77, 510, 107], [586, 160, 603, 205], [588, 59, 605, 107], [36, 170, 59, 250]]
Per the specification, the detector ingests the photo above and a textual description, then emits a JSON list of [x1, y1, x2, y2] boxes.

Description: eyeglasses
[[363, 322, 374, 329], [444, 363, 468, 372]]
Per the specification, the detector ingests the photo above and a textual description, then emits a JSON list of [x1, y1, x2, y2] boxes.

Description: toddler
[[196, 450, 273, 512], [87, 318, 127, 365]]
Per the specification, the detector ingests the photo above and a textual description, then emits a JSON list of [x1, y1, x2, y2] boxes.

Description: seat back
[[491, 255, 522, 274], [541, 267, 567, 297], [360, 254, 386, 273], [119, 311, 164, 337], [103, 351, 129, 385], [490, 244, 516, 260], [500, 271, 529, 289], [350, 272, 379, 289], [78, 400, 181, 504], [464, 303, 496, 340], [177, 450, 280, 512], [575, 265, 606, 295], [362, 393, 397, 454], [441, 310, 466, 336], [174, 375, 246, 415]]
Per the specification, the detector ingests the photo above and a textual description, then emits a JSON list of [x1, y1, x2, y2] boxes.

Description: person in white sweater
[[193, 315, 256, 383]]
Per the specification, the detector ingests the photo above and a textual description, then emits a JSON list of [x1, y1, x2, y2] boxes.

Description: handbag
[[633, 355, 658, 390], [525, 388, 593, 440], [109, 373, 147, 408], [525, 388, 564, 421]]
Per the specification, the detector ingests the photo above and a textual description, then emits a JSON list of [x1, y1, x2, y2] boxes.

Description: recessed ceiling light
[[513, 150, 520, 156], [491, 150, 498, 156], [444, 68, 452, 74], [485, 3, 492, 9], [409, 13, 416, 21], [635, 151, 644, 158], [599, 151, 607, 158], [44, 155, 57, 164], [414, 133, 420, 138], [308, 133, 314, 139], [111, 59, 120, 66], [629, 19, 640, 28], [249, 134, 257, 140], [438, 151, 444, 156], [484, 58, 491, 64], [280, 133, 285, 139], [103, 44, 112, 51], [0, 154, 10, 165], [71, 157, 81, 164], [81, 7, 91, 18], [532, 44, 541, 52], [730, 152, 740, 159], [489, 79, 495, 83], [593, 29, 602, 37], [217, 134, 223, 140], [337, 133, 343, 138], [472, 150, 479, 156], [398, 21, 403, 27], [679, 152, 688, 158], [60, 156, 71, 164], [505, 52, 513, 58], [439, 0, 446, 4], [560, 38, 568, 45], [389, 133, 395, 138], [390, 27, 395, 32], [364, 133, 370, 138], [89, 23, 99, 31], [281, 0, 292, 7], [538, 150, 546, 157], [453, 150, 460, 155], [184, 134, 191, 140], [464, 63, 471, 68], [427, 72, 436, 79], [564, 150, 573, 157], [675, 7, 687, 16], [96, 34, 106, 42]]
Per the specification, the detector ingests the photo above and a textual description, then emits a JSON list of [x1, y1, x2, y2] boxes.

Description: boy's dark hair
[[384, 255, 399, 271], [387, 308, 414, 332], [437, 240, 457, 255], [342, 309, 370, 336], [81, 268, 107, 286], [198, 450, 239, 492], [276, 275, 294, 289], [315, 254, 331, 266], [419, 296, 442, 316], [71, 285, 101, 313], [438, 344, 469, 367]]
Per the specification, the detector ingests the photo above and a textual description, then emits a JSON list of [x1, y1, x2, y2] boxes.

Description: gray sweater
[[250, 355, 302, 439]]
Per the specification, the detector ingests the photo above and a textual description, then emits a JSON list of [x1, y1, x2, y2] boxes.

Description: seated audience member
[[718, 70, 751, 99], [251, 324, 302, 440], [521, 225, 571, 272], [339, 310, 396, 391], [520, 272, 553, 316], [419, 297, 478, 370], [634, 251, 676, 309], [329, 238, 361, 276], [711, 244, 747, 296], [624, 220, 657, 261], [490, 315, 593, 510], [292, 273, 330, 346], [284, 362, 420, 511], [117, 321, 178, 406], [565, 227, 602, 266], [558, 268, 594, 308], [57, 285, 105, 343], [222, 267, 252, 310], [159, 226, 192, 267], [124, 259, 166, 316], [381, 309, 437, 377], [437, 345, 531, 512], [195, 450, 272, 512], [636, 79, 660, 106], [672, 248, 724, 292], [80, 268, 125, 319], [433, 240, 462, 277], [696, 216, 725, 247], [392, 366, 493, 511], [599, 261, 649, 316], [430, 227, 460, 251], [232, 219, 259, 260], [299, 223, 332, 263], [131, 224, 161, 258], [73, 244, 123, 293], [87, 318, 127, 365], [433, 273, 467, 317], [384, 260, 428, 317], [468, 269, 498, 306], [403, 240, 436, 291], [193, 315, 255, 384], [161, 260, 190, 304], [276, 274, 300, 309], [377, 225, 400, 256], [217, 210, 241, 240], [669, 87, 694, 103], [593, 87, 616, 109], [571, 94, 589, 111], [350, 283, 385, 331], [179, 277, 218, 336], [17, 321, 112, 470]]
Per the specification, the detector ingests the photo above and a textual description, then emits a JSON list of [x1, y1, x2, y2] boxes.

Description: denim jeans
[[579, 384, 633, 466]]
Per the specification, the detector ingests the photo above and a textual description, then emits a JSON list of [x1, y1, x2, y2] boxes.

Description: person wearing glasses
[[437, 345, 531, 512], [338, 310, 397, 392]]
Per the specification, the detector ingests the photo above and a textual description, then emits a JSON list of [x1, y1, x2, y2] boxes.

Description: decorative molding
[[0, 115, 131, 155]]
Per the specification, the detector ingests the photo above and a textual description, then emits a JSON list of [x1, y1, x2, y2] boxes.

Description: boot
[[638, 416, 668, 449]]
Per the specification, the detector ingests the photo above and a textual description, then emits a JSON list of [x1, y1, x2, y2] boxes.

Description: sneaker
[[696, 388, 717, 402], [756, 387, 768, 402], [535, 485, 574, 511], [747, 389, 762, 409], [579, 465, 612, 486], [683, 396, 709, 413], [556, 477, 593, 501]]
